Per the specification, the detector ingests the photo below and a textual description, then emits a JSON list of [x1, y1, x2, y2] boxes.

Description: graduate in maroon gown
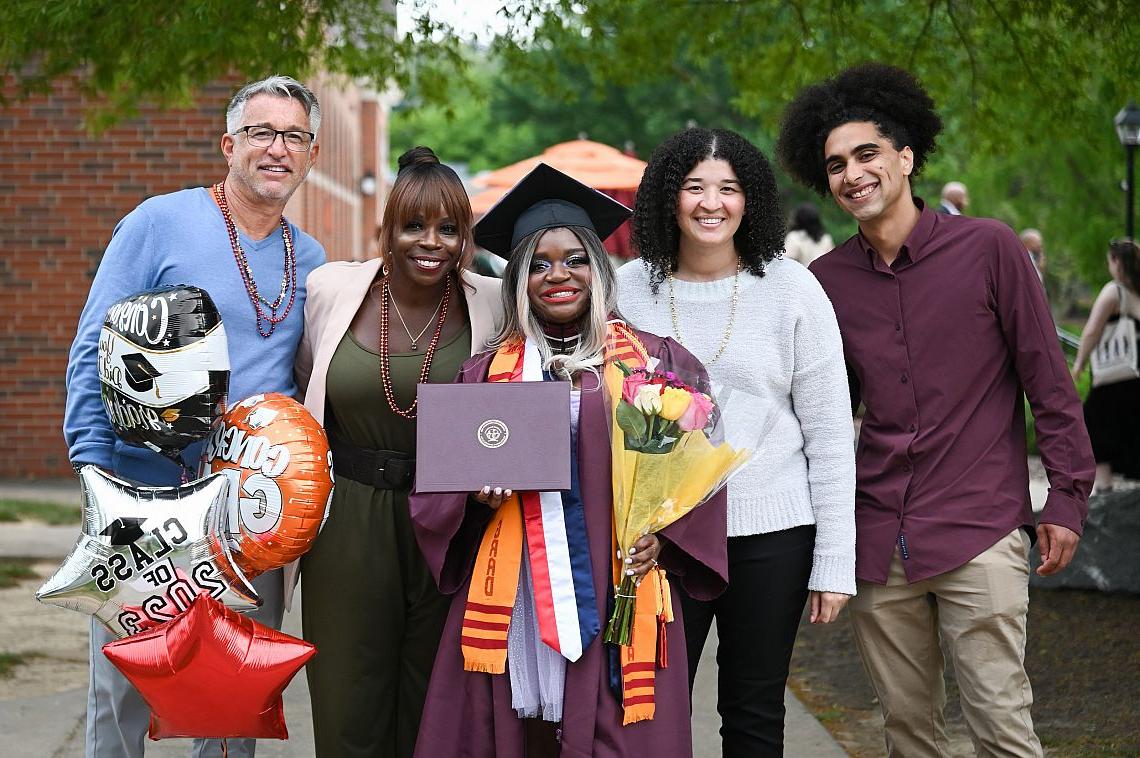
[[410, 164, 728, 758]]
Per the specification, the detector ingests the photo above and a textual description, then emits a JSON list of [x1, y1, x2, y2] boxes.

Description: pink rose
[[621, 372, 650, 405], [677, 392, 714, 432]]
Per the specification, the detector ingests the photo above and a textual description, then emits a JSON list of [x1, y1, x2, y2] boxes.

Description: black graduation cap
[[474, 163, 632, 257], [100, 517, 148, 546], [121, 353, 161, 392]]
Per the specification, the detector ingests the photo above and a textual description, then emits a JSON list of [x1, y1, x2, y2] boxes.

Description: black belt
[[330, 440, 416, 490]]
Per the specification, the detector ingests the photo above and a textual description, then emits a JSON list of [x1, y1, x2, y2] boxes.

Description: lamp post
[[1115, 102, 1140, 239]]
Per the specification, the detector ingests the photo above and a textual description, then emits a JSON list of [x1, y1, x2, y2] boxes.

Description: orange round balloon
[[203, 393, 333, 577]]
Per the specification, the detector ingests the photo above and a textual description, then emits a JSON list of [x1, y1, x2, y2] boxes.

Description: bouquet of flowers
[[603, 359, 755, 645]]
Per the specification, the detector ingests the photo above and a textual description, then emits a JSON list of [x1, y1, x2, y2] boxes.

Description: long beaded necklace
[[211, 182, 296, 338], [668, 259, 741, 366], [378, 278, 451, 419]]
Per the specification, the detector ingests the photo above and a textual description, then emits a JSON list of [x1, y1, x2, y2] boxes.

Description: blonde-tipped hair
[[491, 225, 622, 380]]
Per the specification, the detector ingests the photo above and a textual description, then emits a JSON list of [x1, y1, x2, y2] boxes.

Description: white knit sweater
[[616, 258, 856, 595]]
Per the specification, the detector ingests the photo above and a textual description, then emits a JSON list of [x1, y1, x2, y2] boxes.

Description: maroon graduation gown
[[410, 331, 728, 758]]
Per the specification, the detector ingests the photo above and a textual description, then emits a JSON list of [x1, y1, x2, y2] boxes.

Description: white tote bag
[[1090, 283, 1140, 387]]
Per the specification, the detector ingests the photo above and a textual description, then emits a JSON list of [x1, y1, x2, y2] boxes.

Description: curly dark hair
[[632, 127, 785, 294], [790, 203, 826, 243], [776, 63, 943, 196]]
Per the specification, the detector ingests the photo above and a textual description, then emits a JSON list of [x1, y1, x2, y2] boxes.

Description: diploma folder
[[415, 381, 572, 493]]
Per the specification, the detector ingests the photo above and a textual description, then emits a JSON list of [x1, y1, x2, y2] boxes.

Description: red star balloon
[[102, 592, 315, 740]]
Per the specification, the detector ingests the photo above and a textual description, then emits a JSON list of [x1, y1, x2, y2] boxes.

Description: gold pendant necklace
[[376, 286, 447, 351]]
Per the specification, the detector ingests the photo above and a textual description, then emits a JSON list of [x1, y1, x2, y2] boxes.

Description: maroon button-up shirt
[[810, 202, 1094, 584]]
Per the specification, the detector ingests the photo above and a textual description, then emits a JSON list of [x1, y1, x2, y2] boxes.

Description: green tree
[[0, 0, 467, 130], [390, 57, 541, 174], [487, 0, 1136, 282], [391, 49, 747, 172]]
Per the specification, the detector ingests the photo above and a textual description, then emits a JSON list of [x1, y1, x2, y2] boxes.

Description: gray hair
[[941, 181, 967, 200], [492, 226, 622, 381], [225, 75, 321, 137]]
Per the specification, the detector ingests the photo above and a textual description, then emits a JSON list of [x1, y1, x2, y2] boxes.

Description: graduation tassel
[[655, 569, 671, 669], [657, 614, 668, 669]]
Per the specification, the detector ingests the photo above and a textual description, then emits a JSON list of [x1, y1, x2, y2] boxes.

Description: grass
[[814, 707, 845, 723], [0, 498, 80, 525], [1040, 736, 1136, 756], [0, 558, 38, 589], [0, 651, 40, 679]]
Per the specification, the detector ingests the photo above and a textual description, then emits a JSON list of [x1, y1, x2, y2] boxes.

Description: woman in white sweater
[[616, 127, 855, 757]]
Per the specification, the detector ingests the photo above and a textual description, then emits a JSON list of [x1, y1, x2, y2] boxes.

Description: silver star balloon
[[36, 466, 260, 638]]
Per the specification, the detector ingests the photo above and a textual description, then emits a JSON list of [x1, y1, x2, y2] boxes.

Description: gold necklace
[[371, 284, 446, 351], [377, 279, 451, 419], [668, 260, 741, 366]]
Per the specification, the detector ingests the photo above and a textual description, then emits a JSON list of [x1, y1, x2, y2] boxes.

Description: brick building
[[0, 74, 390, 479]]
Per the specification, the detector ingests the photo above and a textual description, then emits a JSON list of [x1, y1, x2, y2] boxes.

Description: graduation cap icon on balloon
[[121, 353, 162, 394], [100, 517, 148, 546]]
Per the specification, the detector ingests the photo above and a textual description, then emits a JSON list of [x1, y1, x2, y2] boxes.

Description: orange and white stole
[[601, 321, 673, 725], [461, 338, 600, 672], [460, 340, 527, 673], [461, 322, 672, 725]]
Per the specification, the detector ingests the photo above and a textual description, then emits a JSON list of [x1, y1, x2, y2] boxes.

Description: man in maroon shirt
[[776, 64, 1094, 757]]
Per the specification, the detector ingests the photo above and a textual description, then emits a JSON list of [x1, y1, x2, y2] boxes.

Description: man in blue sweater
[[63, 75, 326, 758]]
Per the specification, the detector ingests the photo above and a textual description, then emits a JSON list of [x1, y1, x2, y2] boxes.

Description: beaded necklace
[[378, 278, 451, 419], [668, 259, 741, 366], [211, 182, 296, 338]]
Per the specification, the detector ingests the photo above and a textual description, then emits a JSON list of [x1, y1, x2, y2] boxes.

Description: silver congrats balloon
[[36, 466, 260, 638]]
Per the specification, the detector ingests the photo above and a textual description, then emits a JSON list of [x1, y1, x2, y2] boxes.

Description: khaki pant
[[849, 529, 1043, 757]]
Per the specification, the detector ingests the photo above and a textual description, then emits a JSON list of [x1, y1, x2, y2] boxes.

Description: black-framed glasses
[[234, 125, 315, 152]]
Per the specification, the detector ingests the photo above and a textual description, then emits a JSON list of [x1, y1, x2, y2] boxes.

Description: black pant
[[680, 525, 815, 758]]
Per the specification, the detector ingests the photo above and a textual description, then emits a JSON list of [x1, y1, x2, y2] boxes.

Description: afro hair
[[776, 63, 943, 196], [632, 127, 785, 294]]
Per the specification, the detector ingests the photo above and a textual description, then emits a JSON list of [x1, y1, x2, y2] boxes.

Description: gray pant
[[85, 569, 285, 758]]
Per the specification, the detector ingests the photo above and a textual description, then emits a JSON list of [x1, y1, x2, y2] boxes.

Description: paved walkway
[[0, 479, 845, 756]]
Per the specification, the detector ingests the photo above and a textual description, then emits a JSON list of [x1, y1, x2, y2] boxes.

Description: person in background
[[783, 202, 835, 267], [293, 146, 501, 757], [1070, 238, 1140, 493], [64, 75, 325, 758], [619, 127, 855, 757], [938, 180, 969, 215], [777, 63, 1094, 758], [1020, 228, 1046, 283]]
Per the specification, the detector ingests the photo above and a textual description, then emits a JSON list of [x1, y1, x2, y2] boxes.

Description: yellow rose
[[659, 386, 693, 421]]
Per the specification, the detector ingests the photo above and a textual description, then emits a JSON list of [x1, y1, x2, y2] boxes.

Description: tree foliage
[[483, 0, 1137, 289], [391, 51, 745, 174], [0, 0, 467, 130], [4, 0, 1136, 291]]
